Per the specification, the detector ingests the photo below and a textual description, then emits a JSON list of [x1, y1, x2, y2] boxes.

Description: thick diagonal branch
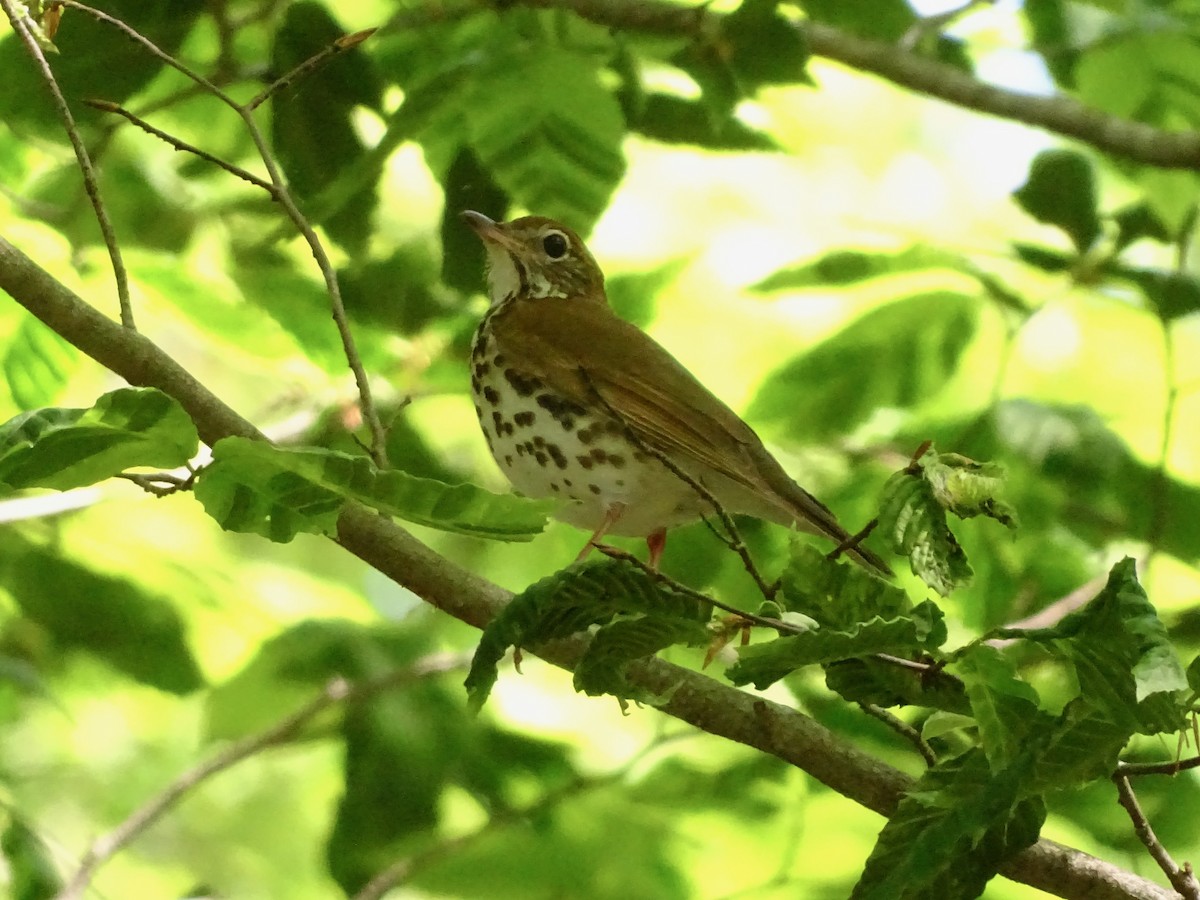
[[0, 234, 1177, 900]]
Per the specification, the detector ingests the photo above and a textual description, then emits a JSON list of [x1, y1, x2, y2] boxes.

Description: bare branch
[[1113, 773, 1200, 900], [0, 0, 134, 329], [249, 27, 378, 111]]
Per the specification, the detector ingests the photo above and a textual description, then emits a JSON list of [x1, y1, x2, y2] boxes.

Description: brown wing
[[491, 296, 890, 574]]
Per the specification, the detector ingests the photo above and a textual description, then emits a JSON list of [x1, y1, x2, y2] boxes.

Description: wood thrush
[[462, 210, 890, 575]]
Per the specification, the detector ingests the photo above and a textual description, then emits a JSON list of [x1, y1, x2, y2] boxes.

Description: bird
[[461, 210, 890, 575]]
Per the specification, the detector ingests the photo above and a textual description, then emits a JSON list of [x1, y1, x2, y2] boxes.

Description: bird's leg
[[646, 528, 667, 570], [577, 502, 626, 562]]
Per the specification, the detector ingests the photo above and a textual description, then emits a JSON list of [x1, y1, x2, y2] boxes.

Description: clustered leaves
[[3, 0, 1200, 898]]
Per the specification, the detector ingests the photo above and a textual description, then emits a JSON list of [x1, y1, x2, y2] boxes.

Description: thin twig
[[1, 0, 134, 329], [248, 27, 378, 110], [860, 703, 938, 766], [116, 469, 197, 497], [60, 0, 391, 468], [1112, 773, 1200, 900], [577, 370, 775, 601], [592, 544, 802, 634], [82, 101, 275, 192], [1116, 755, 1200, 778], [54, 652, 471, 900]]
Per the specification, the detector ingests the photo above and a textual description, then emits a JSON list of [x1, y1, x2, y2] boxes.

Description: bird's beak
[[460, 210, 522, 255]]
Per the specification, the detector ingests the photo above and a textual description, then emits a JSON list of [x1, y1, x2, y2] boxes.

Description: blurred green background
[[1, 0, 1199, 897]]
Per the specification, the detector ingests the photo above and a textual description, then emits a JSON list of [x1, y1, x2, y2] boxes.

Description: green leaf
[[605, 259, 687, 329], [3, 318, 78, 410], [1022, 0, 1079, 87], [918, 452, 1018, 529], [195, 437, 553, 543], [751, 246, 966, 292], [4, 543, 203, 694], [574, 615, 710, 702], [955, 645, 1049, 772], [441, 147, 508, 295], [727, 601, 944, 690], [1052, 558, 1187, 735], [825, 657, 970, 713], [778, 543, 913, 630], [465, 559, 708, 710], [0, 388, 199, 491], [467, 43, 625, 233], [272, 3, 382, 254], [720, 0, 810, 92], [878, 451, 976, 596], [625, 94, 776, 151], [1012, 150, 1101, 253], [747, 292, 978, 442], [851, 749, 1045, 900], [2, 815, 61, 900], [0, 0, 202, 139]]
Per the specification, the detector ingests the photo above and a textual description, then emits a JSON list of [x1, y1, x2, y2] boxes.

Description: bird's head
[[461, 210, 604, 305]]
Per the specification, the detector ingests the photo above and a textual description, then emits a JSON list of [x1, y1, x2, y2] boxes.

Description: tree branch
[[506, 0, 1200, 170], [0, 232, 1178, 900]]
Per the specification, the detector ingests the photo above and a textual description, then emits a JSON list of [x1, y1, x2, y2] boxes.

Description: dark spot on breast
[[563, 479, 573, 487], [504, 369, 542, 397], [522, 440, 535, 454], [515, 444, 526, 457], [533, 435, 545, 448], [590, 448, 607, 463], [576, 455, 594, 470], [534, 451, 548, 466], [560, 418, 575, 431], [605, 420, 624, 436], [483, 386, 501, 405], [547, 444, 568, 469], [608, 454, 626, 469], [577, 426, 595, 445], [504, 455, 513, 467], [474, 404, 483, 418], [494, 354, 507, 366], [550, 483, 560, 491], [633, 451, 648, 463], [514, 411, 535, 427], [588, 483, 601, 495], [474, 362, 490, 379], [471, 375, 481, 393]]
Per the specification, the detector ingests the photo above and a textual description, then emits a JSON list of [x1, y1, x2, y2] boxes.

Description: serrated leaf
[[878, 456, 974, 597], [5, 544, 203, 694], [3, 318, 78, 410], [826, 657, 970, 713], [851, 749, 1045, 900], [727, 601, 944, 690], [1052, 558, 1187, 734], [465, 559, 708, 710], [574, 616, 709, 702], [1013, 150, 1100, 253], [195, 437, 553, 543], [955, 645, 1049, 772], [467, 44, 625, 232], [779, 543, 911, 629], [0, 388, 198, 491], [748, 292, 977, 442], [1012, 242, 1073, 273], [272, 2, 382, 254]]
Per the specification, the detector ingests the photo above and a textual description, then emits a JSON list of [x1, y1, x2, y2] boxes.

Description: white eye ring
[[542, 231, 569, 259]]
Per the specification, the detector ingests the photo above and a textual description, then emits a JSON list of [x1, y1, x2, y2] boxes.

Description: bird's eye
[[542, 232, 568, 259]]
